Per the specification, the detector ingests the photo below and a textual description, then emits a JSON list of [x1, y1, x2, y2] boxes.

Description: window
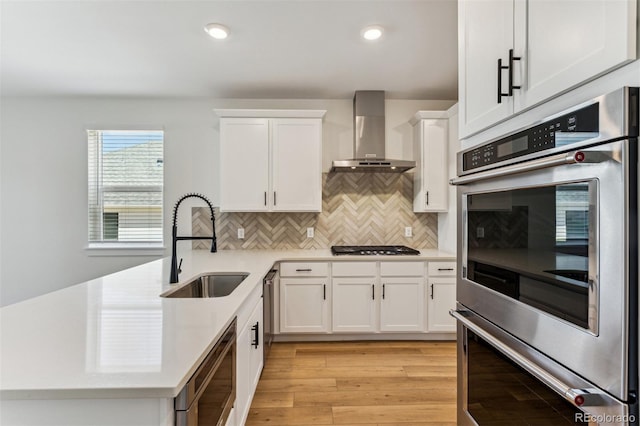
[[88, 130, 164, 247], [555, 184, 589, 243]]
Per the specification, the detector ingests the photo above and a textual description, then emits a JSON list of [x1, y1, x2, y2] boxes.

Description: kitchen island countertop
[[0, 248, 454, 401]]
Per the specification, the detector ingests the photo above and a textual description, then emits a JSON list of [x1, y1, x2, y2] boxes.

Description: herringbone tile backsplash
[[192, 173, 438, 250]]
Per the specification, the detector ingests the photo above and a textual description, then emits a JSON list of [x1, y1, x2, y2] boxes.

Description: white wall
[[0, 96, 455, 306]]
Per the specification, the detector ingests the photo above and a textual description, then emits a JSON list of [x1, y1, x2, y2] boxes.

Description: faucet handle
[[178, 258, 183, 274]]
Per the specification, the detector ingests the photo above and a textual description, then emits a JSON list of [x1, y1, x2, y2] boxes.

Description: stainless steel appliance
[[175, 318, 236, 426], [263, 268, 278, 360], [331, 245, 420, 255], [451, 87, 638, 425], [330, 91, 416, 172]]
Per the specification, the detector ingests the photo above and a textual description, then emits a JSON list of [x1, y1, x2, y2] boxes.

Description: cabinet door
[[415, 119, 448, 212], [427, 277, 456, 333], [219, 118, 269, 212], [271, 119, 322, 212], [332, 278, 377, 332], [514, 0, 637, 112], [235, 300, 264, 426], [379, 277, 425, 332], [280, 278, 329, 333], [458, 0, 514, 138], [248, 302, 264, 396]]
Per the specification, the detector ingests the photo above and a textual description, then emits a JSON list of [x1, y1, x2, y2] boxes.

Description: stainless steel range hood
[[331, 91, 416, 173]]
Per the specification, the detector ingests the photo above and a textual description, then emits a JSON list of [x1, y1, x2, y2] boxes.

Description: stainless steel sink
[[162, 273, 249, 298]]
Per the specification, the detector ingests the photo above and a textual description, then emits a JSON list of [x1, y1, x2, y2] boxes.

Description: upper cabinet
[[410, 111, 449, 213], [216, 110, 326, 212], [458, 0, 637, 139]]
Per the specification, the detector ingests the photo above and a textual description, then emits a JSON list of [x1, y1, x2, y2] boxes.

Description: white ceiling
[[0, 0, 458, 99]]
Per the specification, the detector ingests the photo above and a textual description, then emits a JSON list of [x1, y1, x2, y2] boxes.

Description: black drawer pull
[[497, 58, 509, 103], [251, 322, 260, 349], [438, 268, 454, 271], [296, 268, 312, 272], [508, 49, 522, 96]]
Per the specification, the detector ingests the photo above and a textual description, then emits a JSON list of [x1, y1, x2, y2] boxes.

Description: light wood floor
[[245, 341, 457, 425]]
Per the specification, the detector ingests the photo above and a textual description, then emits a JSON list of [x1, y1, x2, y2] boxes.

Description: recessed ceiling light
[[204, 23, 229, 40], [361, 25, 384, 41]]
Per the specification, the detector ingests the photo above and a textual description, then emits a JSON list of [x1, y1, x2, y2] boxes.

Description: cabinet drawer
[[332, 262, 377, 277], [427, 262, 456, 277], [380, 261, 425, 277], [280, 262, 329, 277]]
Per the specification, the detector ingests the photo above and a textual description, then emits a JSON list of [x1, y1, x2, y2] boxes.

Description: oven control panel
[[462, 102, 599, 173]]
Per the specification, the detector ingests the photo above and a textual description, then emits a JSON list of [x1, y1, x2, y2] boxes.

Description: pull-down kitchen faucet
[[170, 193, 217, 283]]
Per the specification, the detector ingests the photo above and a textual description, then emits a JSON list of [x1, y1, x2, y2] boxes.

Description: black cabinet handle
[[430, 284, 434, 300], [296, 268, 312, 272], [274, 191, 277, 206], [508, 49, 521, 96], [264, 191, 267, 206], [497, 58, 509, 104], [372, 284, 375, 300], [251, 322, 260, 349], [382, 284, 386, 299], [323, 284, 326, 300], [426, 191, 429, 205], [438, 268, 454, 271]]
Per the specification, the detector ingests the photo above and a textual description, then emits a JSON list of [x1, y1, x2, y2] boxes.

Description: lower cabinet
[[426, 262, 457, 333], [379, 277, 425, 332], [279, 260, 456, 336], [379, 261, 426, 332], [332, 262, 377, 332], [235, 295, 264, 426], [280, 278, 330, 333]]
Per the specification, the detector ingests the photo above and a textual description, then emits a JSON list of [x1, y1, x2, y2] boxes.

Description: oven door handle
[[450, 150, 609, 185], [450, 309, 609, 409]]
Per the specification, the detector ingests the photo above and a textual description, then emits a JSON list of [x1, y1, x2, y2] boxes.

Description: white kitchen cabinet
[[279, 262, 330, 333], [219, 118, 270, 211], [332, 262, 377, 333], [379, 277, 425, 332], [216, 110, 326, 212], [426, 262, 457, 333], [458, 0, 637, 138], [458, 0, 514, 138], [410, 112, 449, 212], [235, 294, 264, 426], [331, 261, 425, 333], [379, 262, 425, 332]]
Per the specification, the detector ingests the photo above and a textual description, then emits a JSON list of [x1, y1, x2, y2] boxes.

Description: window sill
[[86, 243, 165, 257]]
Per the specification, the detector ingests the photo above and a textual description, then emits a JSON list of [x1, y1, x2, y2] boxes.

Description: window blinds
[[88, 130, 164, 244]]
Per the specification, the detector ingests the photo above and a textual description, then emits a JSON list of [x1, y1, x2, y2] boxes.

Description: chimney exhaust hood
[[331, 91, 416, 173]]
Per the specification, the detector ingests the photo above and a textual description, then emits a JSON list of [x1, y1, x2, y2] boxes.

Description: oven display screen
[[497, 136, 528, 158]]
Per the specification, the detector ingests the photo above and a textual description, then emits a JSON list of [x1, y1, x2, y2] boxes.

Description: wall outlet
[[477, 227, 485, 238], [307, 227, 315, 238], [237, 228, 245, 239], [404, 226, 413, 237]]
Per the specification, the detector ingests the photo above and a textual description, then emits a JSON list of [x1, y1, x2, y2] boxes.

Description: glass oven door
[[465, 180, 597, 332], [452, 308, 633, 426]]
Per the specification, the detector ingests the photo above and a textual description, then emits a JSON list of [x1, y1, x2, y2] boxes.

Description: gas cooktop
[[331, 245, 420, 256]]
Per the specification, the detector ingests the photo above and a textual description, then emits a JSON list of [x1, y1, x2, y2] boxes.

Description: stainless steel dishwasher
[[263, 268, 278, 360]]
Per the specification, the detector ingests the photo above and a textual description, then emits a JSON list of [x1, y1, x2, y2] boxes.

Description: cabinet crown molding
[[214, 109, 327, 119], [409, 110, 449, 126]]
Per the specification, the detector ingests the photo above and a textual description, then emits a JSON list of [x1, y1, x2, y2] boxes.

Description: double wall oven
[[451, 87, 639, 425]]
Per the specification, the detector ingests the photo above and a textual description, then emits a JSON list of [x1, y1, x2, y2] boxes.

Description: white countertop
[[0, 249, 454, 400]]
